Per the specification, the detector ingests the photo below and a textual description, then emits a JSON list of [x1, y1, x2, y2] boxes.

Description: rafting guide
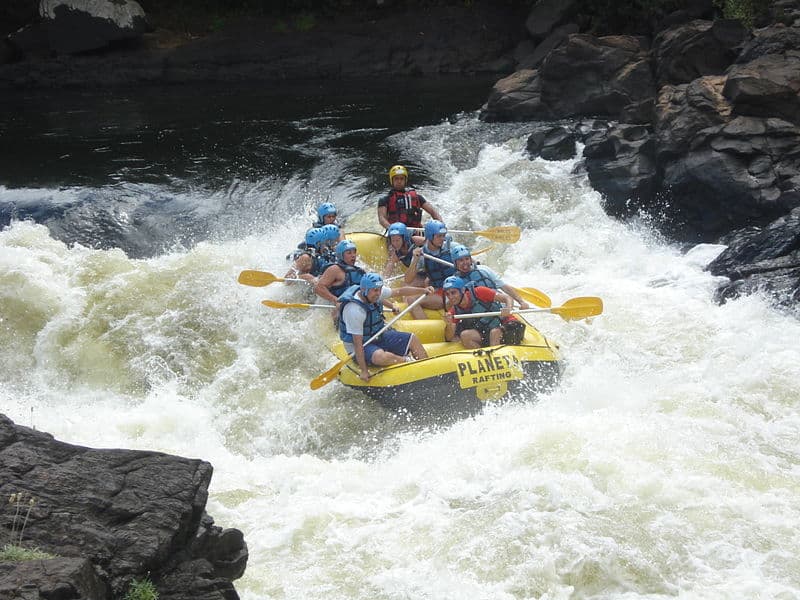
[[377, 164, 443, 230]]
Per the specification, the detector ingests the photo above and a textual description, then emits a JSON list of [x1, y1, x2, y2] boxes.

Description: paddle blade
[[551, 297, 603, 320], [310, 356, 350, 390], [262, 300, 311, 310], [238, 270, 281, 287], [514, 286, 552, 308], [476, 226, 521, 244]]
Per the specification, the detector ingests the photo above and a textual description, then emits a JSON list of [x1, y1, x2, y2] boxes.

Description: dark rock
[[583, 123, 658, 217], [1, 4, 527, 88], [524, 0, 578, 42], [526, 125, 577, 160], [653, 19, 749, 86], [707, 206, 800, 305], [517, 22, 578, 70], [735, 24, 800, 62], [724, 52, 800, 125], [0, 414, 247, 600], [0, 557, 108, 599], [40, 0, 148, 55], [481, 34, 655, 122]]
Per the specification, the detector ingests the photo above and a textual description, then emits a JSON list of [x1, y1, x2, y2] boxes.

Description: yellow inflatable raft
[[327, 232, 563, 416]]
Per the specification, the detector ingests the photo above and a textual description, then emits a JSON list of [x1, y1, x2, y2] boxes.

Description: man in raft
[[405, 219, 454, 312], [378, 164, 443, 230], [285, 226, 337, 284], [450, 243, 531, 310], [442, 276, 526, 348], [339, 272, 433, 382], [315, 239, 367, 304]]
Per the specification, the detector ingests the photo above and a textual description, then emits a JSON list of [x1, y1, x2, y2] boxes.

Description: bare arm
[[377, 205, 391, 229], [405, 247, 423, 284], [422, 201, 443, 222], [314, 266, 344, 304], [500, 284, 530, 310]]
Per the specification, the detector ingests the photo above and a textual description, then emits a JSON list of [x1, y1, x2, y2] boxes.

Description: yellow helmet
[[388, 165, 408, 183]]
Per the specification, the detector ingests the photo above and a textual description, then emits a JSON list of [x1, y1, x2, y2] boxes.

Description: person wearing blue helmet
[[312, 202, 340, 228], [378, 165, 443, 230], [442, 275, 524, 348], [404, 219, 455, 310], [383, 222, 424, 275], [314, 238, 367, 304], [320, 222, 343, 250], [338, 272, 432, 380], [285, 227, 334, 284], [450, 243, 531, 310]]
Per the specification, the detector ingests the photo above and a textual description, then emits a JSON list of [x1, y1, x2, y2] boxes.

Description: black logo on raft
[[456, 355, 523, 386]]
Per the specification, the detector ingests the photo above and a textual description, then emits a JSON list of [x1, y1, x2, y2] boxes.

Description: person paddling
[[450, 243, 531, 310], [405, 219, 454, 311], [314, 239, 367, 304], [442, 276, 526, 348], [378, 165, 442, 230], [339, 273, 431, 381], [285, 227, 335, 284]]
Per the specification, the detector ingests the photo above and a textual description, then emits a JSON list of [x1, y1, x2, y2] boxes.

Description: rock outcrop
[[483, 0, 800, 308], [0, 414, 247, 600]]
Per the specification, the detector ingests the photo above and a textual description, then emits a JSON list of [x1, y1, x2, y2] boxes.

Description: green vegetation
[[0, 544, 55, 562], [0, 492, 56, 562], [713, 0, 771, 27], [124, 576, 160, 600]]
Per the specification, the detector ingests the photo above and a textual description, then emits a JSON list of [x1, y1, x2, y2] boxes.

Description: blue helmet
[[317, 202, 337, 220], [305, 227, 326, 248], [335, 239, 357, 261], [321, 223, 340, 242], [443, 276, 466, 291], [359, 272, 384, 294], [450, 244, 471, 261], [387, 222, 410, 243], [423, 219, 447, 241]]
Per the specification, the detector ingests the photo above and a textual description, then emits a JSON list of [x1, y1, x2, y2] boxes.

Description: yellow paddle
[[510, 286, 551, 308], [310, 293, 429, 390], [452, 296, 603, 322], [238, 270, 307, 287]]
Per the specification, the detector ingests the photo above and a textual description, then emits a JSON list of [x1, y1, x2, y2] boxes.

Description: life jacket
[[287, 246, 333, 277], [458, 265, 498, 289], [326, 261, 366, 298], [338, 285, 385, 343], [452, 284, 503, 333], [385, 188, 424, 228], [421, 243, 455, 289], [389, 242, 418, 268]]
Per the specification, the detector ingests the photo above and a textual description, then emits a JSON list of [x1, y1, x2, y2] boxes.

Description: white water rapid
[[2, 114, 799, 599]]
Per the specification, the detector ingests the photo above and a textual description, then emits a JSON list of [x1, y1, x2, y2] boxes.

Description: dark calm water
[[0, 77, 498, 256]]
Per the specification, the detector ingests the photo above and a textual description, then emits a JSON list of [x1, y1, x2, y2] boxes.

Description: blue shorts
[[364, 329, 412, 365]]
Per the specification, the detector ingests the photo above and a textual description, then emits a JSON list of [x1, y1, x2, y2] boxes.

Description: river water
[[2, 79, 799, 600]]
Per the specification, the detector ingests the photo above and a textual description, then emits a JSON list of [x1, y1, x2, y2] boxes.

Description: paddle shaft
[[453, 307, 558, 319]]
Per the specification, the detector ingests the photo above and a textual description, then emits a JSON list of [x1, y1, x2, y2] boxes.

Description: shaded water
[[1, 78, 799, 600]]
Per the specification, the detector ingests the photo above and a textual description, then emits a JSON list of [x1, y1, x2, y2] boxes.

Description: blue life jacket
[[338, 285, 385, 343], [421, 243, 455, 288], [458, 265, 498, 289], [327, 261, 366, 298], [453, 283, 503, 333]]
